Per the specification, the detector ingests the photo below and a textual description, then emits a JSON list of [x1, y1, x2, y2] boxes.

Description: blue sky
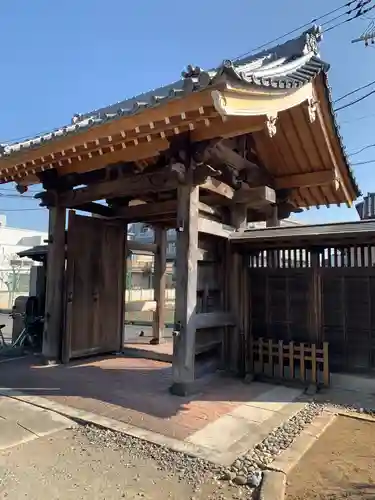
[[1, 0, 374, 230]]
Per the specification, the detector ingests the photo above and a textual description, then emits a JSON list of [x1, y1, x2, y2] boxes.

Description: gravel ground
[[0, 426, 243, 500], [3, 385, 374, 500]]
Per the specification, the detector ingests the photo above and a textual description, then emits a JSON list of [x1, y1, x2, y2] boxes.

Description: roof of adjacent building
[[231, 219, 375, 248], [0, 26, 329, 158]]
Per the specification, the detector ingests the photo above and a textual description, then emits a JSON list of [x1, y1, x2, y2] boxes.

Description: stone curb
[[259, 409, 336, 500], [332, 407, 375, 423], [259, 470, 286, 500], [0, 388, 226, 465]]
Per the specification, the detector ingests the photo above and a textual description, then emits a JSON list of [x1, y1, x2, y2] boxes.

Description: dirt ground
[[0, 427, 242, 500], [286, 415, 375, 500]]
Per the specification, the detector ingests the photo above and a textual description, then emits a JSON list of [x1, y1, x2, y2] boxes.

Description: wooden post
[[266, 204, 280, 227], [43, 206, 66, 364], [227, 204, 247, 375], [230, 204, 247, 231], [121, 224, 128, 350], [170, 175, 199, 396], [323, 342, 330, 386], [310, 249, 322, 342], [151, 225, 167, 345]]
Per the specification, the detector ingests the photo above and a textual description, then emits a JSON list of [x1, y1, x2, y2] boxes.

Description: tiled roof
[[1, 25, 328, 158]]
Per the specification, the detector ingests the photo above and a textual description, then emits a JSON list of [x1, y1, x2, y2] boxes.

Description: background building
[[0, 215, 48, 309]]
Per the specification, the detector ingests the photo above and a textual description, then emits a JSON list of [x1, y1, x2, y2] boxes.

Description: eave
[[0, 80, 319, 186]]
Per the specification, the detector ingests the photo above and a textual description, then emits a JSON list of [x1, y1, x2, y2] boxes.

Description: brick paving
[[0, 355, 269, 441]]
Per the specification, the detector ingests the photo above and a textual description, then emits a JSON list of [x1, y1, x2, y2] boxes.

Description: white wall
[[0, 217, 48, 307]]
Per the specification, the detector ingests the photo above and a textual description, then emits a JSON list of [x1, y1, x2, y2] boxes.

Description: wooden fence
[[250, 338, 330, 387]]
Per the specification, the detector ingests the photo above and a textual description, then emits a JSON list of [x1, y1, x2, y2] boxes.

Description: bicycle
[[0, 313, 44, 352]]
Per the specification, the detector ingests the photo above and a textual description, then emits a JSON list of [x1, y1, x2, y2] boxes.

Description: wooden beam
[[199, 177, 235, 200], [113, 199, 221, 222], [198, 217, 234, 238], [197, 247, 217, 262], [152, 226, 167, 344], [127, 240, 158, 254], [171, 175, 199, 396], [42, 206, 66, 363], [198, 201, 223, 219], [201, 142, 270, 185], [75, 202, 114, 217], [195, 312, 235, 330], [56, 138, 170, 176], [112, 200, 176, 221], [57, 169, 180, 208], [274, 170, 336, 190], [126, 300, 157, 313], [233, 185, 276, 207], [315, 103, 352, 206], [191, 115, 264, 142]]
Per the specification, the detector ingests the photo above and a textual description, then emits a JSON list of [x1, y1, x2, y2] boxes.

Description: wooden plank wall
[[195, 233, 227, 355], [246, 245, 375, 374]]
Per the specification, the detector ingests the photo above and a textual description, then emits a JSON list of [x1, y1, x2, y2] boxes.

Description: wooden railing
[[249, 338, 330, 387]]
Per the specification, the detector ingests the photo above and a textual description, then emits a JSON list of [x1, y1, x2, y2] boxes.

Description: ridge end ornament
[[266, 114, 278, 138]]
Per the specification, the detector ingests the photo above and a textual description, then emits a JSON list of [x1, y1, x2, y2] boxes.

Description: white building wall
[[0, 216, 48, 309]]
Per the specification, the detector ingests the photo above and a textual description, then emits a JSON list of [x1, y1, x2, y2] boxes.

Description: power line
[[351, 159, 375, 165], [0, 208, 43, 212], [334, 79, 375, 103], [233, 0, 372, 60], [0, 194, 36, 200], [334, 88, 375, 111], [324, 1, 375, 33], [339, 112, 375, 123], [349, 142, 375, 156]]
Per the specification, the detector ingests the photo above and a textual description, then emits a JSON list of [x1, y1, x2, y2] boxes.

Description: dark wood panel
[[65, 213, 125, 360]]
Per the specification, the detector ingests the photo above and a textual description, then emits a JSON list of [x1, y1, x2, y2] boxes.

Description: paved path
[[0, 356, 305, 465], [0, 395, 75, 451]]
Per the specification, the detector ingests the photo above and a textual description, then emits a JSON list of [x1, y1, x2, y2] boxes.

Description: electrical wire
[[334, 79, 375, 103], [334, 88, 375, 111], [324, 2, 375, 33], [351, 159, 375, 165], [0, 208, 43, 212], [339, 112, 375, 123], [349, 142, 375, 156], [0, 194, 36, 199], [233, 0, 370, 60]]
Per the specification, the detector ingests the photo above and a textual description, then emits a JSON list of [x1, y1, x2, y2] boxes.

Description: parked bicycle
[[0, 313, 44, 353]]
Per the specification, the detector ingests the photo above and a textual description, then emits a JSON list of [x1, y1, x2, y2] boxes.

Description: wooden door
[[63, 213, 125, 362]]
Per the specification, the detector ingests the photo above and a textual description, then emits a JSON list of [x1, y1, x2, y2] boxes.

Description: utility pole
[[352, 21, 375, 46]]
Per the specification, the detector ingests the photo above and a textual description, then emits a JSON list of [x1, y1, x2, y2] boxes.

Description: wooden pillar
[[229, 251, 242, 374], [266, 204, 280, 227], [170, 178, 199, 396], [121, 224, 129, 349], [225, 203, 247, 374], [42, 206, 66, 364], [151, 225, 167, 345], [231, 204, 247, 231], [310, 249, 322, 343]]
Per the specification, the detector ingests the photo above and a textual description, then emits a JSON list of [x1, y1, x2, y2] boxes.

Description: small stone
[[247, 470, 263, 487], [233, 475, 247, 486], [222, 471, 236, 481]]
